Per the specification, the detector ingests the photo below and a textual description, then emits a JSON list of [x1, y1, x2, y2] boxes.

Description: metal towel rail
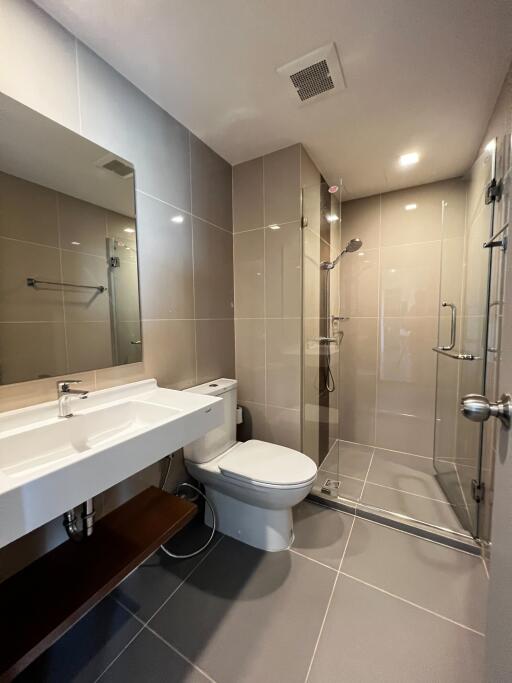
[[26, 278, 106, 293], [432, 347, 479, 361]]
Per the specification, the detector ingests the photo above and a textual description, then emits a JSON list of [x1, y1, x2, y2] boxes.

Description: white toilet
[[183, 378, 317, 551]]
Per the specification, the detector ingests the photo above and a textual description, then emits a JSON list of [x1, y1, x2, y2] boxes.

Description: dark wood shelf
[[0, 486, 197, 681]]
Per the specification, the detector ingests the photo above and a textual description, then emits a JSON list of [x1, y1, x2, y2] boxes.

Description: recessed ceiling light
[[399, 152, 420, 167], [268, 224, 281, 230], [171, 215, 184, 224], [70, 241, 80, 246], [326, 214, 339, 223], [405, 203, 417, 211], [123, 227, 135, 234]]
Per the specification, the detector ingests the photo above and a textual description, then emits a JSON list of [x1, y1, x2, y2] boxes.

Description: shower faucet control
[[460, 393, 512, 428]]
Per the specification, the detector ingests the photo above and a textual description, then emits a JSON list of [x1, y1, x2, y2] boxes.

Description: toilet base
[[204, 487, 293, 552]]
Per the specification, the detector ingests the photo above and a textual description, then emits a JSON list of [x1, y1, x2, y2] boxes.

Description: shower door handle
[[460, 393, 512, 428], [440, 302, 456, 350]]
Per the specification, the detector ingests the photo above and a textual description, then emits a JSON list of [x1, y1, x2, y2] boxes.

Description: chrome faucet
[[57, 379, 89, 418]]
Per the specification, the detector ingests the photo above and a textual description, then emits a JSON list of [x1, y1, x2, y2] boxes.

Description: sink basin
[[0, 379, 223, 548]]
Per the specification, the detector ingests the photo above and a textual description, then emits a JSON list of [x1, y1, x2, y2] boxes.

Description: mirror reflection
[[0, 93, 142, 384]]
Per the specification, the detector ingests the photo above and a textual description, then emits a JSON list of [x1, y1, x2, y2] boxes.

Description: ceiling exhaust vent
[[277, 43, 346, 105], [95, 153, 134, 178]]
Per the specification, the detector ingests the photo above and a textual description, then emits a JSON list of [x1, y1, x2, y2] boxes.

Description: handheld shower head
[[321, 237, 363, 269]]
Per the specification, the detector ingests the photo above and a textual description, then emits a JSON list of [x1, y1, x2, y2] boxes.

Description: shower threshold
[[308, 439, 480, 555]]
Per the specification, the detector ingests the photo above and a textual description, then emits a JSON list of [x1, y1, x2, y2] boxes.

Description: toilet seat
[[218, 439, 317, 489]]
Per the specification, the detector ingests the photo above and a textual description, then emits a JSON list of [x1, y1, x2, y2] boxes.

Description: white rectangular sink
[[0, 379, 223, 548]]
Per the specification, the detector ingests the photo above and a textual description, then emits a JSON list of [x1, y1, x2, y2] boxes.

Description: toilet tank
[[183, 378, 238, 463]]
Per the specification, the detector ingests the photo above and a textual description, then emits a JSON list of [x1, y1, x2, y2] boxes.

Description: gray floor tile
[[308, 574, 485, 683], [292, 501, 353, 569], [150, 537, 336, 683], [113, 518, 221, 621], [361, 482, 465, 531], [342, 518, 487, 632], [101, 628, 209, 682], [321, 440, 373, 480], [17, 597, 141, 683], [313, 471, 364, 502], [367, 448, 448, 501]]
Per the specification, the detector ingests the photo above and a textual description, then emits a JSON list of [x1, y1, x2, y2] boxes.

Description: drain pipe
[[63, 499, 95, 542]]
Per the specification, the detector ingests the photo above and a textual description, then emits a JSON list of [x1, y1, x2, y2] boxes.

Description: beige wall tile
[[0, 370, 95, 412], [239, 401, 267, 442], [375, 317, 438, 456], [340, 317, 378, 446], [233, 158, 264, 232], [0, 322, 67, 384], [265, 221, 301, 318], [196, 319, 235, 384], [66, 321, 113, 373], [136, 193, 194, 320], [0, 172, 59, 246], [142, 319, 196, 389], [380, 181, 449, 247], [95, 362, 147, 390], [233, 229, 265, 317], [0, 238, 63, 322], [61, 251, 110, 322], [303, 227, 321, 320], [340, 247, 379, 318], [263, 144, 301, 226], [57, 194, 107, 257], [380, 241, 441, 317], [193, 218, 234, 319], [340, 195, 380, 251], [235, 318, 265, 404], [266, 405, 301, 451], [190, 134, 232, 230], [266, 318, 301, 410]]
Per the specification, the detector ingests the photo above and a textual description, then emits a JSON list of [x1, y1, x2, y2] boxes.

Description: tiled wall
[[338, 178, 467, 457], [233, 144, 304, 452], [0, 0, 233, 580], [0, 171, 141, 382]]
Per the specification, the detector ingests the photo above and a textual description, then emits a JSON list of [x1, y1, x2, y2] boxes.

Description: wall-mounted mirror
[[0, 93, 142, 385]]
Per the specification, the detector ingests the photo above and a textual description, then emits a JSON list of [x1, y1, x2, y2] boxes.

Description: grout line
[[338, 437, 434, 461], [262, 156, 268, 429], [145, 626, 218, 683], [95, 536, 224, 681], [361, 480, 455, 505], [136, 188, 232, 235], [188, 131, 198, 385], [146, 535, 224, 625], [289, 548, 338, 573], [304, 515, 356, 682], [373, 193, 382, 445], [358, 447, 375, 500], [340, 572, 485, 637], [94, 622, 146, 682]]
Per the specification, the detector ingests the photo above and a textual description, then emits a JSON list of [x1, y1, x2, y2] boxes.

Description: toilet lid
[[219, 440, 317, 487]]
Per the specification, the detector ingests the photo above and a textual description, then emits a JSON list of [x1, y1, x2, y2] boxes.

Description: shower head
[[344, 238, 363, 253], [321, 237, 363, 269]]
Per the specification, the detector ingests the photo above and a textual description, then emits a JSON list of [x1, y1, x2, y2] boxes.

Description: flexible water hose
[[160, 457, 216, 559]]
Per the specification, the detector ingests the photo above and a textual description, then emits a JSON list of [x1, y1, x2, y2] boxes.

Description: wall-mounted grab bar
[[432, 347, 479, 361], [27, 278, 106, 293], [440, 301, 456, 350]]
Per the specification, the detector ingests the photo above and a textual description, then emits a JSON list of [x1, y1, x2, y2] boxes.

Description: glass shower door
[[433, 143, 497, 535]]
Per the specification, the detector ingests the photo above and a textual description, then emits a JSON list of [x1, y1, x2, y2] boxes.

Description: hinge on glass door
[[301, 216, 309, 228], [109, 256, 120, 268], [471, 479, 485, 503], [485, 178, 503, 204]]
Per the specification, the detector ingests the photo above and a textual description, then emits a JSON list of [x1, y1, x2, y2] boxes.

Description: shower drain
[[321, 478, 341, 496]]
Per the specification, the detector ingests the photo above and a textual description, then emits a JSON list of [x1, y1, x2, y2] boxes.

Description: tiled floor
[[314, 440, 470, 533], [18, 501, 488, 683]]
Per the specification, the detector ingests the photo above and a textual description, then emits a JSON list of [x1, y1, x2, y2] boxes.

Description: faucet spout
[[57, 379, 89, 418]]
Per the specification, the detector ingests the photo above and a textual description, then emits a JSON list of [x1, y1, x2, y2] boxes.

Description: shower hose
[[159, 454, 217, 559]]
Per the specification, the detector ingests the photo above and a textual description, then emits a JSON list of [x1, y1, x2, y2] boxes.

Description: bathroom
[[0, 0, 511, 680]]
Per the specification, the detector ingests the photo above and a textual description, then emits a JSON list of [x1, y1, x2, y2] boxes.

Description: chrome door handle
[[460, 393, 512, 428], [440, 302, 456, 350]]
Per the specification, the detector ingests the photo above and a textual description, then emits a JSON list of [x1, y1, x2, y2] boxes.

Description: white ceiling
[[35, 0, 512, 199]]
